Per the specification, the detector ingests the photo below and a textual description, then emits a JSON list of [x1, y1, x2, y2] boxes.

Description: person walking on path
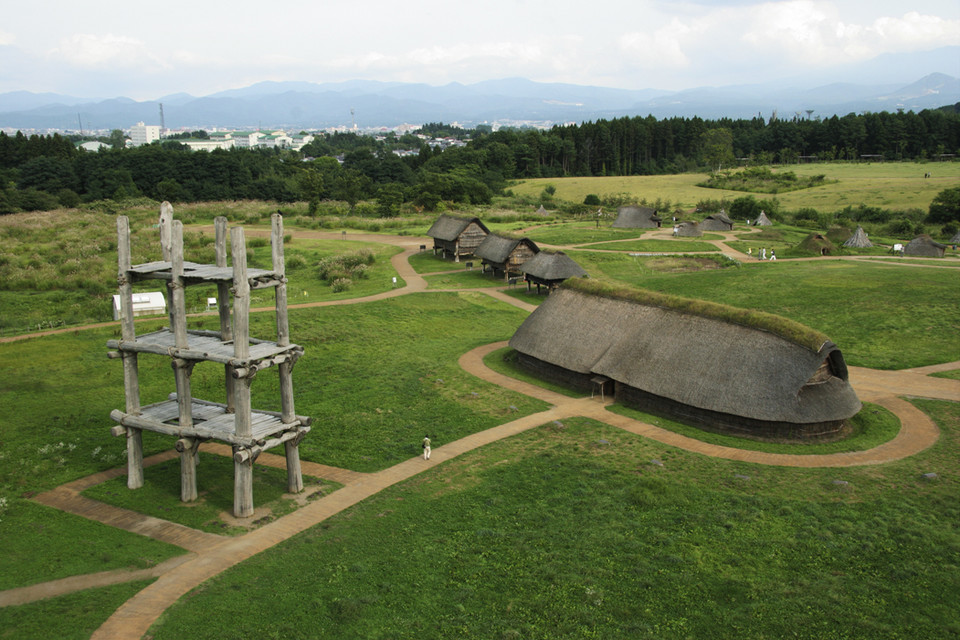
[[422, 435, 431, 460], [770, 249, 776, 261]]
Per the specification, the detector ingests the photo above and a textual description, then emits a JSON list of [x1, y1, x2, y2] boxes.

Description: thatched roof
[[754, 211, 773, 226], [520, 251, 587, 281], [842, 226, 873, 248], [904, 234, 947, 257], [509, 286, 861, 425], [707, 212, 733, 225], [612, 206, 661, 228], [475, 233, 539, 263], [676, 221, 703, 237], [536, 205, 549, 216], [799, 233, 836, 255], [426, 214, 489, 241], [950, 231, 960, 244]]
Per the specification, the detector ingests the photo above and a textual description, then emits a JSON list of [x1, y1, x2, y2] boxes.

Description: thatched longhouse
[[613, 206, 661, 228], [700, 212, 734, 231], [519, 251, 587, 293], [508, 282, 861, 439], [676, 221, 703, 237], [904, 234, 947, 257], [475, 234, 540, 280], [427, 215, 490, 262]]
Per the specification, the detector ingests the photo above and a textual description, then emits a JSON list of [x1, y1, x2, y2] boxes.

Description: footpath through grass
[[149, 402, 960, 640]]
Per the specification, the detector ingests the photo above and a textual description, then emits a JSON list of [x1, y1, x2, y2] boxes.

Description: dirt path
[[3, 228, 958, 638]]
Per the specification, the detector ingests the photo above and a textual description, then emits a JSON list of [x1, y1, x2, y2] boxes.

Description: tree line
[[1, 104, 957, 215]]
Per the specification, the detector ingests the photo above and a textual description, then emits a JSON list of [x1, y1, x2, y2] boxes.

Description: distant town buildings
[[129, 122, 161, 146]]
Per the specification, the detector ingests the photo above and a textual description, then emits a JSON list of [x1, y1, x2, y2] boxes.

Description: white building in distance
[[129, 122, 161, 146]]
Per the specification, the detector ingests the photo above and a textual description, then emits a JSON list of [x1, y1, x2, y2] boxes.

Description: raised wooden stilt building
[[107, 204, 311, 518]]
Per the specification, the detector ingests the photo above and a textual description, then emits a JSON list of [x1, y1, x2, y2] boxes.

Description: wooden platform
[[128, 260, 282, 290], [108, 329, 301, 368], [111, 396, 311, 447]]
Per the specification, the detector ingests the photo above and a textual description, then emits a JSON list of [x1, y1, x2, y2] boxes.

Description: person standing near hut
[[422, 435, 431, 460], [770, 249, 776, 261], [747, 248, 752, 259]]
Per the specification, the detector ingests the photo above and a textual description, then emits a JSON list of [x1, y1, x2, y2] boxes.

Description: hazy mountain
[[1, 51, 957, 132]]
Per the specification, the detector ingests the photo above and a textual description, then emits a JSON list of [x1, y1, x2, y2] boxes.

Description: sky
[[1, 0, 958, 100]]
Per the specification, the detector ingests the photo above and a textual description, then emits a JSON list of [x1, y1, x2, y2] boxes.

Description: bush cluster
[[317, 249, 375, 284]]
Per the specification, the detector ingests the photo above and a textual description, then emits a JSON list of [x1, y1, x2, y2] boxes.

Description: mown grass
[[423, 269, 516, 289], [407, 251, 466, 274], [606, 403, 901, 454], [82, 452, 342, 536], [932, 369, 960, 380], [0, 579, 156, 640], [583, 238, 720, 252], [0, 501, 184, 591], [566, 252, 959, 369], [148, 403, 960, 640], [509, 162, 960, 212]]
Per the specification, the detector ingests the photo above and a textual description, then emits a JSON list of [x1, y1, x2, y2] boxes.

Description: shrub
[[331, 277, 352, 292], [583, 194, 601, 206]]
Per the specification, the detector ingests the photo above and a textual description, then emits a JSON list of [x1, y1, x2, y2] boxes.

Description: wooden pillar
[[231, 226, 254, 517], [272, 213, 303, 493], [117, 216, 143, 489], [170, 221, 193, 429], [159, 202, 173, 262], [234, 455, 254, 518], [176, 437, 200, 502], [215, 217, 235, 412]]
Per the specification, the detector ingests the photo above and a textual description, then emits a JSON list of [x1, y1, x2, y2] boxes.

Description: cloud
[[742, 2, 960, 65], [0, 30, 14, 46], [49, 33, 170, 71]]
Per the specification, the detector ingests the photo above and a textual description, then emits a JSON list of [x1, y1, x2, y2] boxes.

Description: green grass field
[[147, 404, 960, 639], [510, 162, 960, 212]]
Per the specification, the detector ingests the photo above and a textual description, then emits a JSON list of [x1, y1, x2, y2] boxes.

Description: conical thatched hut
[[676, 221, 703, 237], [613, 205, 661, 228], [519, 251, 587, 293], [904, 234, 947, 257], [799, 233, 837, 256], [508, 281, 861, 440], [754, 211, 773, 226], [475, 234, 540, 280], [700, 212, 734, 231], [427, 215, 490, 262], [842, 226, 873, 248], [536, 205, 549, 216], [948, 231, 960, 245]]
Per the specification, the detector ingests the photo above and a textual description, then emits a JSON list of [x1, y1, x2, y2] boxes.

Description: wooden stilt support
[[117, 216, 144, 489], [215, 216, 235, 412], [234, 454, 254, 518], [176, 437, 200, 502]]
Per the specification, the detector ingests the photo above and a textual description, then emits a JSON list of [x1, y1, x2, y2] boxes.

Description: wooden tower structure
[[107, 203, 311, 517]]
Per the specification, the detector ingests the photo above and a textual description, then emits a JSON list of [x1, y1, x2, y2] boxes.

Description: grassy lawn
[[509, 162, 960, 212], [407, 250, 467, 274], [148, 402, 960, 639], [521, 222, 646, 246], [82, 452, 342, 536], [583, 238, 720, 252], [606, 403, 901, 454], [566, 252, 959, 369], [0, 580, 156, 640], [423, 269, 516, 289], [932, 369, 960, 380]]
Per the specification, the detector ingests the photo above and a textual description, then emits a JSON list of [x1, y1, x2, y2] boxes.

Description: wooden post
[[176, 437, 199, 502], [234, 454, 254, 518], [170, 221, 193, 429], [117, 216, 143, 489], [285, 438, 303, 494], [215, 217, 235, 412], [159, 201, 174, 262]]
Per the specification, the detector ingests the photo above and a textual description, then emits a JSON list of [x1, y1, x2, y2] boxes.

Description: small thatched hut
[[519, 251, 587, 293], [508, 281, 861, 440], [475, 234, 540, 281], [700, 212, 734, 231], [842, 226, 873, 248], [949, 231, 960, 245], [427, 215, 490, 262], [754, 211, 773, 226], [613, 206, 661, 228], [676, 221, 703, 237], [799, 233, 837, 256], [904, 234, 947, 257], [535, 205, 549, 216]]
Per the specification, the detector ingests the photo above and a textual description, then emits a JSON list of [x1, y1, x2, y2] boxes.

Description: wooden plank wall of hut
[[614, 383, 849, 441], [508, 245, 537, 272], [459, 222, 488, 254], [516, 353, 595, 392]]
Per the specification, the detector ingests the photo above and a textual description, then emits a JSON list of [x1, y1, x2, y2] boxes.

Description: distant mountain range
[[1, 51, 958, 132]]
